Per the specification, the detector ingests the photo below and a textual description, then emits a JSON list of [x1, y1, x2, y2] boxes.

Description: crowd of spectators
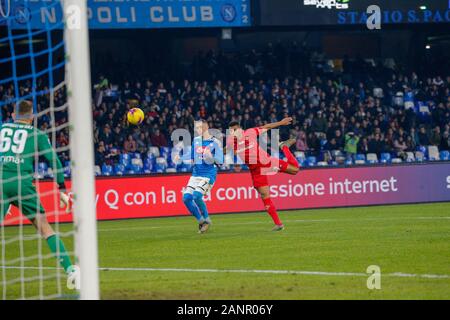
[[89, 66, 450, 166]]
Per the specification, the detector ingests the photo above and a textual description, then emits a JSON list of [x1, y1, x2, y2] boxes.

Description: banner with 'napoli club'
[[2, 0, 251, 29], [3, 163, 450, 226]]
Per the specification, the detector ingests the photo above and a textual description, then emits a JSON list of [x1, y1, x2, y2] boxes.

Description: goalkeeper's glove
[[5, 205, 12, 217], [59, 192, 71, 213], [58, 183, 72, 213]]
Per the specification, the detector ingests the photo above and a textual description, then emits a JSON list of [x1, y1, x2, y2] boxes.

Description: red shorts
[[249, 158, 289, 188]]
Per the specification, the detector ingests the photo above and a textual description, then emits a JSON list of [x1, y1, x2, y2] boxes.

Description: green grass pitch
[[1, 202, 450, 299]]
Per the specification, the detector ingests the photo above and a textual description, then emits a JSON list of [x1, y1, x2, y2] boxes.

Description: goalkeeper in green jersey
[[0, 100, 76, 277]]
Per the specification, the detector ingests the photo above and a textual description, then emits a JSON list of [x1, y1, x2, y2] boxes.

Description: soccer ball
[[127, 108, 145, 125]]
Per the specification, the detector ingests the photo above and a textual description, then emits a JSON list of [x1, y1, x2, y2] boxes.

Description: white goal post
[[64, 0, 100, 300]]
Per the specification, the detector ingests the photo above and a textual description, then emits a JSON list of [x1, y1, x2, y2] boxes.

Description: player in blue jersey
[[177, 120, 223, 233]]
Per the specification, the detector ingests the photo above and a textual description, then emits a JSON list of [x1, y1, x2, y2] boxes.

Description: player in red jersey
[[227, 117, 300, 231]]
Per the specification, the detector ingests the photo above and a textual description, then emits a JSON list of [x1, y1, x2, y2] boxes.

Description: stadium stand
[[1, 47, 449, 176]]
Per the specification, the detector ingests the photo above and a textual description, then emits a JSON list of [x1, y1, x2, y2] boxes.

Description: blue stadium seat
[[143, 158, 152, 173], [178, 164, 192, 173], [114, 164, 125, 175], [418, 145, 427, 156], [102, 164, 113, 176], [160, 149, 171, 163], [131, 158, 143, 169], [119, 153, 131, 167], [145, 155, 155, 163], [296, 157, 306, 167], [306, 156, 317, 166], [345, 158, 353, 166], [147, 152, 156, 161], [155, 157, 168, 173], [380, 153, 391, 163], [38, 162, 48, 171], [160, 147, 170, 158], [120, 153, 130, 161], [144, 159, 153, 172], [180, 160, 193, 172], [64, 164, 71, 177], [167, 160, 177, 169], [355, 154, 366, 162], [37, 162, 48, 178], [130, 164, 143, 173], [126, 164, 143, 175], [440, 150, 450, 161]]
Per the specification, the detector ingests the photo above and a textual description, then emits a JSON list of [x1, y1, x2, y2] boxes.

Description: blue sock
[[193, 191, 209, 221], [183, 193, 203, 222]]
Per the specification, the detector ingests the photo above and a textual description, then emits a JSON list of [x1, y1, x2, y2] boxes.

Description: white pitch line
[[2, 216, 449, 236], [99, 267, 450, 279], [95, 216, 450, 232], [2, 216, 449, 234], [1, 266, 449, 279]]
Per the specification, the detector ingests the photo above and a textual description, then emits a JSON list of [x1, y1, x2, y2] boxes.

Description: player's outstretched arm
[[261, 117, 293, 132]]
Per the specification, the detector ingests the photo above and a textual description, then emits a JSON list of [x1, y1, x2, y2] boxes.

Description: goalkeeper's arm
[[38, 132, 65, 189], [38, 132, 71, 211]]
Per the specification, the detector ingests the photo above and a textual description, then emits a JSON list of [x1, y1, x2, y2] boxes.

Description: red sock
[[282, 146, 300, 168], [262, 198, 282, 225]]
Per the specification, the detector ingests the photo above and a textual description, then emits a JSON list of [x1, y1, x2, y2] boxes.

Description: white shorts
[[184, 176, 214, 196]]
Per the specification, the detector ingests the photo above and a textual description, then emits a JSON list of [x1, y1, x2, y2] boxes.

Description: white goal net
[[0, 0, 98, 300]]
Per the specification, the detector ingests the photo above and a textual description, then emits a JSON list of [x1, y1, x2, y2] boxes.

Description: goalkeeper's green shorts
[[0, 171, 45, 223]]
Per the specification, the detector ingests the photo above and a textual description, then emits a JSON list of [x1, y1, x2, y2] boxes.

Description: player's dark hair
[[17, 100, 33, 116], [228, 121, 240, 128]]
